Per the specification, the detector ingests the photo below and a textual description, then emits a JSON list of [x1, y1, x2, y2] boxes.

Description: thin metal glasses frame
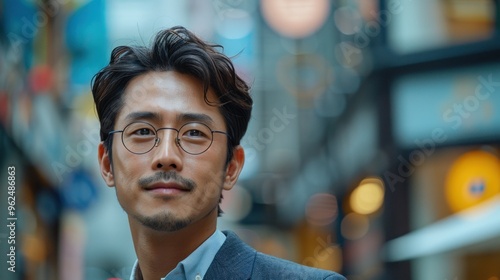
[[108, 121, 229, 155]]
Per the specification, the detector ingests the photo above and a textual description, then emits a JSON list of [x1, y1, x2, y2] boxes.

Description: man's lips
[[143, 181, 191, 196]]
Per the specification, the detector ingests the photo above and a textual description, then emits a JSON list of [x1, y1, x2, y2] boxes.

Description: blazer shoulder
[[205, 231, 346, 280], [253, 252, 346, 280]]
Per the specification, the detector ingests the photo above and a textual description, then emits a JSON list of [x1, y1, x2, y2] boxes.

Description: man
[[92, 26, 345, 280]]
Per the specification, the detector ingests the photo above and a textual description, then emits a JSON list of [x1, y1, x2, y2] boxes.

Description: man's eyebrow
[[177, 113, 215, 125], [124, 111, 162, 122], [124, 111, 215, 125]]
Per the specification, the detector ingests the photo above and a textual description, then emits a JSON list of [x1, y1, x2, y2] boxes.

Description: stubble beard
[[133, 211, 192, 232], [126, 170, 225, 232], [133, 171, 197, 232]]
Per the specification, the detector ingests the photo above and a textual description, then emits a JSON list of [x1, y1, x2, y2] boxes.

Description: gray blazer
[[204, 231, 346, 280]]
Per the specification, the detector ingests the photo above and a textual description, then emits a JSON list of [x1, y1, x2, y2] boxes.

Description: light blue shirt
[[130, 230, 226, 280]]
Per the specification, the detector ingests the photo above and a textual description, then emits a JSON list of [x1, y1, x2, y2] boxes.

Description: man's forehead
[[125, 70, 205, 91], [121, 71, 219, 103], [114, 71, 223, 123]]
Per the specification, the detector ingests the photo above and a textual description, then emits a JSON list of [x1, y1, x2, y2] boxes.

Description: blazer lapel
[[204, 231, 256, 280]]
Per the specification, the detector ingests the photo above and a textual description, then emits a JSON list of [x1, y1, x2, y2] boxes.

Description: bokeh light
[[261, 0, 330, 38], [350, 177, 385, 215], [341, 212, 370, 240], [305, 193, 339, 227], [334, 6, 362, 35]]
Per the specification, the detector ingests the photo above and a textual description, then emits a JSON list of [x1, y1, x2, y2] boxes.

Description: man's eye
[[135, 128, 154, 135], [186, 129, 204, 137]]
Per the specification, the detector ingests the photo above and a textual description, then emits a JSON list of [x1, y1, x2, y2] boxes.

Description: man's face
[[98, 71, 242, 232]]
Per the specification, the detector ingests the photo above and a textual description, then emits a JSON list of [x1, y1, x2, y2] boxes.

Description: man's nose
[[151, 129, 183, 170]]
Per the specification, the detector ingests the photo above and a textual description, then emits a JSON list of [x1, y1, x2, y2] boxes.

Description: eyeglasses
[[108, 121, 229, 155]]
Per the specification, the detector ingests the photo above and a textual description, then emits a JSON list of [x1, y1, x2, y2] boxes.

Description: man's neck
[[129, 212, 217, 280]]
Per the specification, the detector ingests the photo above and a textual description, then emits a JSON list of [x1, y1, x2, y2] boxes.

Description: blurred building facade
[[1, 0, 500, 279]]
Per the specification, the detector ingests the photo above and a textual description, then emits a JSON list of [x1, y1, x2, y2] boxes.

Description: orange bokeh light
[[261, 0, 330, 38]]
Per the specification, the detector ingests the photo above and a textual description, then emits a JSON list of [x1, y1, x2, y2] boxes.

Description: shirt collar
[[130, 230, 226, 280]]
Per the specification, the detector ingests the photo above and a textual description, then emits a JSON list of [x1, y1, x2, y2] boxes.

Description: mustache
[[138, 171, 196, 191]]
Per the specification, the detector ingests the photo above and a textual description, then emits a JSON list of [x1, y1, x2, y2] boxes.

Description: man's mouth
[[144, 181, 192, 196], [138, 172, 196, 197]]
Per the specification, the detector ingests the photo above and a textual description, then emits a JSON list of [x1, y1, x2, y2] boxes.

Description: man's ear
[[98, 142, 115, 187], [223, 145, 245, 191]]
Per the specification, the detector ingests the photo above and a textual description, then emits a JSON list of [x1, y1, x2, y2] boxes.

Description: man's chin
[[134, 212, 191, 232]]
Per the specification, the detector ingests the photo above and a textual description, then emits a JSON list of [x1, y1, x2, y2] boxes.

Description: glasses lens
[[178, 122, 213, 154], [122, 122, 157, 154]]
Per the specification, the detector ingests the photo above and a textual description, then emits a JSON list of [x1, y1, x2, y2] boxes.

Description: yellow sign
[[445, 150, 500, 212]]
